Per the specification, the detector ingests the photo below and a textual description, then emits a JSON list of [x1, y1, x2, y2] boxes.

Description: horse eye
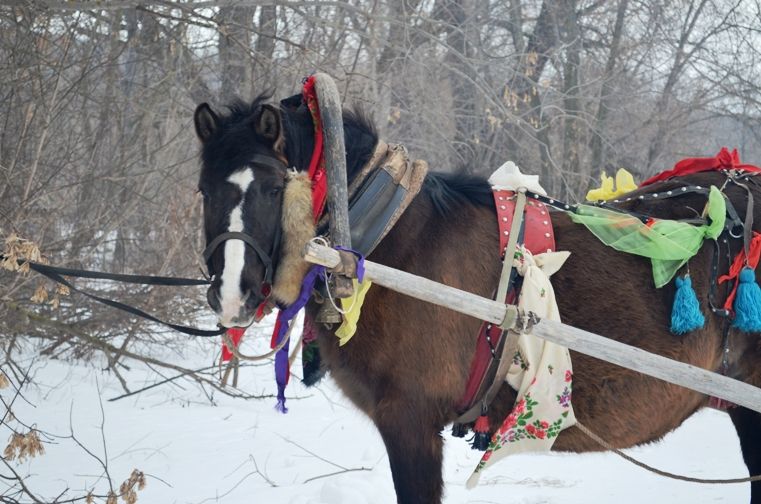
[[269, 187, 282, 197]]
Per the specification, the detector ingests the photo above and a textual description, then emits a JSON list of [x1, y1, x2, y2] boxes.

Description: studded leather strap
[[493, 190, 556, 256]]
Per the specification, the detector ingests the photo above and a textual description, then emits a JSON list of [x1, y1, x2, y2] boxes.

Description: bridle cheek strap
[[202, 231, 275, 285]]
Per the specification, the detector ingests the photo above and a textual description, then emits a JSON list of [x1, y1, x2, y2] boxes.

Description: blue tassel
[[732, 267, 761, 332], [670, 275, 705, 335]]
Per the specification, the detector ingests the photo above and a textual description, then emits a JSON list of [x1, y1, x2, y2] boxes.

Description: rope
[[222, 320, 295, 361], [575, 420, 761, 484]]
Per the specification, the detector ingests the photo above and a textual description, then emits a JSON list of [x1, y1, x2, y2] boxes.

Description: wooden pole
[[313, 73, 351, 249], [313, 73, 353, 298], [303, 241, 761, 415]]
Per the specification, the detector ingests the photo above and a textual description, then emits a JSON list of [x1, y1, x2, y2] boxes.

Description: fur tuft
[[272, 172, 315, 305]]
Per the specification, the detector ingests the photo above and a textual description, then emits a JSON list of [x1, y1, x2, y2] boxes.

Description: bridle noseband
[[202, 154, 287, 288]]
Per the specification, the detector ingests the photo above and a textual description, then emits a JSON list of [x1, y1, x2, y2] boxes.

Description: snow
[[5, 319, 751, 503]]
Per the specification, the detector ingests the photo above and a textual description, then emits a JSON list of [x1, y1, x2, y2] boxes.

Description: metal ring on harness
[[729, 223, 745, 239]]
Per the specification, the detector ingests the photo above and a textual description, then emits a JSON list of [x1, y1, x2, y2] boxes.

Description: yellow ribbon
[[586, 168, 638, 201], [335, 279, 373, 345]]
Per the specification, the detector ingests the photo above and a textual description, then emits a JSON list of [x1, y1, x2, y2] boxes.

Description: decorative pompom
[[732, 267, 761, 332], [451, 423, 469, 438], [471, 414, 490, 451], [670, 274, 705, 335], [301, 342, 326, 387]]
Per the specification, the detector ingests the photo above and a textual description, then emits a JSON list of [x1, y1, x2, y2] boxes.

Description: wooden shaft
[[533, 319, 761, 415], [304, 241, 510, 325], [303, 241, 761, 414], [313, 72, 351, 249]]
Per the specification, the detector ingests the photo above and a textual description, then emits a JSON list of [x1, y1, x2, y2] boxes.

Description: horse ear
[[254, 104, 284, 150], [194, 103, 218, 143]]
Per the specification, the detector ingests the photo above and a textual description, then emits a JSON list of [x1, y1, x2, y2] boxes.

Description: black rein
[[2, 256, 224, 337]]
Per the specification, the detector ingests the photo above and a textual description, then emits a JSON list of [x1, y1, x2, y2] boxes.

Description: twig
[[107, 362, 270, 402], [250, 455, 277, 488], [276, 434, 348, 471], [303, 466, 372, 484]]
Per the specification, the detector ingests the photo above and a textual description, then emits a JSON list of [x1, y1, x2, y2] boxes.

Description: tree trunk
[[218, 6, 254, 102], [590, 0, 629, 173]]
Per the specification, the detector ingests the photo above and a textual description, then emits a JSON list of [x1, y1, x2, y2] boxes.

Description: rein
[[1, 257, 224, 337]]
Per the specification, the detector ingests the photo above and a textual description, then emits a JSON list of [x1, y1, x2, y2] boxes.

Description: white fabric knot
[[488, 161, 547, 195]]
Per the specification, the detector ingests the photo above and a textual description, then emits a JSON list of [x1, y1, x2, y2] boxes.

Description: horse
[[192, 93, 761, 504]]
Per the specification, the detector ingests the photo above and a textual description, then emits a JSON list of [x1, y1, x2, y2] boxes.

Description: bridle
[[201, 153, 287, 289]]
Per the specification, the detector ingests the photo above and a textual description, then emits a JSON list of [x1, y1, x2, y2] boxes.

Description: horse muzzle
[[207, 284, 263, 328]]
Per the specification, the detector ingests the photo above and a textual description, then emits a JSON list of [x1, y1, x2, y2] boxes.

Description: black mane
[[198, 94, 274, 182], [279, 96, 379, 185], [424, 173, 494, 216]]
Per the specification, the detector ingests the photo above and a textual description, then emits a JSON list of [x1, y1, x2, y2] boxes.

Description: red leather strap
[[493, 190, 555, 257]]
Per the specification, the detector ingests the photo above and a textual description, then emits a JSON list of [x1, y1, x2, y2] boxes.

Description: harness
[[321, 141, 428, 258], [454, 169, 759, 439]]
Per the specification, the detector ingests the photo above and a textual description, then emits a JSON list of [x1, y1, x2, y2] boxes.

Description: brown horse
[[193, 95, 761, 504]]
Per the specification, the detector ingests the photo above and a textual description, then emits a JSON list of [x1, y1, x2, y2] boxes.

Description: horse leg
[[373, 395, 445, 504], [728, 406, 761, 503]]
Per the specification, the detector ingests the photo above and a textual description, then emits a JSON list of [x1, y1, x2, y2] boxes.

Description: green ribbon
[[568, 186, 726, 287]]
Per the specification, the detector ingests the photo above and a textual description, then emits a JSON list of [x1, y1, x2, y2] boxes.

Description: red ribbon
[[222, 327, 246, 362], [302, 75, 328, 222], [719, 232, 761, 313], [641, 147, 761, 187]]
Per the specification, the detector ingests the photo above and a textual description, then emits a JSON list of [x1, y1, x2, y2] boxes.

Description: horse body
[[194, 96, 761, 504]]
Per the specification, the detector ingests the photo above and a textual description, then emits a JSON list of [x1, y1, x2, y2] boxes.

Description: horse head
[[194, 92, 378, 328], [194, 97, 289, 328]]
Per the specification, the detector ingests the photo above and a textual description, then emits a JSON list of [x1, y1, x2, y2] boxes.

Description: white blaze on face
[[218, 168, 255, 326]]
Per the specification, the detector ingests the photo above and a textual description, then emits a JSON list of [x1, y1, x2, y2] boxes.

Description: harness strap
[[496, 190, 526, 303], [1, 258, 209, 286], [708, 233, 732, 317], [202, 231, 275, 285], [12, 258, 224, 337], [455, 329, 519, 424]]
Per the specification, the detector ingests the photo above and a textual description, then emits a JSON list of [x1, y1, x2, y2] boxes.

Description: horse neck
[[368, 182, 499, 293]]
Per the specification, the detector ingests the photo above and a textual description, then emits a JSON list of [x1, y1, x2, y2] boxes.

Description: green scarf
[[568, 186, 726, 287]]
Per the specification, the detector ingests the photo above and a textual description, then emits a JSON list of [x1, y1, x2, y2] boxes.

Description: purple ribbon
[[272, 247, 366, 414], [273, 265, 325, 413]]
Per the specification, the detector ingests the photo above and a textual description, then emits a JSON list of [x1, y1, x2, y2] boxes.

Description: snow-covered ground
[[4, 318, 751, 503]]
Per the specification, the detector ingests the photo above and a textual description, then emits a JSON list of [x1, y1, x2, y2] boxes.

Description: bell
[[316, 303, 342, 325]]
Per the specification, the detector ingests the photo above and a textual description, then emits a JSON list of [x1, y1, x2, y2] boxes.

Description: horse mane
[[279, 96, 379, 184], [424, 173, 494, 216]]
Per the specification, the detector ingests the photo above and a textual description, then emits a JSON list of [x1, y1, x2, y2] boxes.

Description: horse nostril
[[206, 286, 222, 312]]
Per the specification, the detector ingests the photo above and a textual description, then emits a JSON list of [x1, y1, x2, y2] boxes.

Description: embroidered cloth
[[467, 246, 575, 487]]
